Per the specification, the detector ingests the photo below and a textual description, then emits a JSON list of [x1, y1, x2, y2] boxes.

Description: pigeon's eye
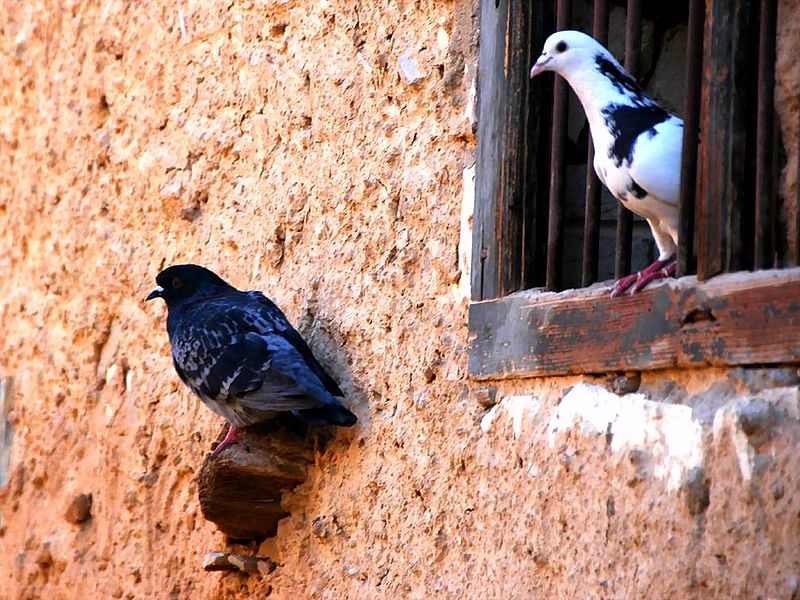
[[556, 41, 568, 53], [172, 277, 183, 289]]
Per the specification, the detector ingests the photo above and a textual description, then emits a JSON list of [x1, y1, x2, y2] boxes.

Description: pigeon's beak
[[146, 286, 164, 302], [530, 55, 552, 78]]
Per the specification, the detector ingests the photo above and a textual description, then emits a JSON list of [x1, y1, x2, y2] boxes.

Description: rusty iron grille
[[472, 0, 787, 300]]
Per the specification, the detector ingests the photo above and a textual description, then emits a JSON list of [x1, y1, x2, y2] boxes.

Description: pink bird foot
[[210, 425, 241, 458], [611, 257, 677, 297]]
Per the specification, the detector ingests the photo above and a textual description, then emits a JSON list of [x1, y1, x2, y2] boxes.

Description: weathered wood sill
[[468, 268, 800, 380]]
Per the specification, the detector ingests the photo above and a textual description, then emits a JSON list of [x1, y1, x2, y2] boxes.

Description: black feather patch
[[595, 54, 646, 100], [601, 103, 669, 167], [629, 179, 649, 199]]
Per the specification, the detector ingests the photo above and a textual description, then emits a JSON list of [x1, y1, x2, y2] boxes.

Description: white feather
[[532, 30, 683, 262]]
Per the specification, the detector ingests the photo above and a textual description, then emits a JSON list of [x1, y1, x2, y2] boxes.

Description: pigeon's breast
[[600, 102, 670, 168], [172, 330, 208, 372], [589, 100, 681, 221], [601, 165, 660, 221]]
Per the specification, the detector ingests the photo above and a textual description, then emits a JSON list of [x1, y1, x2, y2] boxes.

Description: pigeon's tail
[[295, 403, 357, 427]]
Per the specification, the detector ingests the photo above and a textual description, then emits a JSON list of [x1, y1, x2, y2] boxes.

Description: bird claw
[[610, 272, 642, 298], [610, 257, 676, 297], [210, 426, 241, 458], [628, 259, 676, 294]]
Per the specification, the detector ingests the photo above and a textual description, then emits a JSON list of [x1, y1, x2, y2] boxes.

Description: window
[[469, 0, 800, 379]]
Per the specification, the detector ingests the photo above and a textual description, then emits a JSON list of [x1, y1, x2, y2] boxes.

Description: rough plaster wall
[[0, 2, 799, 600], [0, 0, 479, 597]]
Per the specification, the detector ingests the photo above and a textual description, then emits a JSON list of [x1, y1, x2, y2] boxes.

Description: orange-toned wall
[[1, 1, 799, 598]]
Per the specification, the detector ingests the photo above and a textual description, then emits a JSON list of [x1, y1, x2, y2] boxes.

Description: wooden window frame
[[468, 0, 800, 380]]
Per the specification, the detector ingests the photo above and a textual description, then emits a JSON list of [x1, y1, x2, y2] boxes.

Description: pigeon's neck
[[165, 286, 235, 333], [559, 57, 649, 145]]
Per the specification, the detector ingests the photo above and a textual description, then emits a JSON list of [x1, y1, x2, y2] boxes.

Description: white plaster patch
[[548, 383, 705, 491], [711, 407, 755, 482], [480, 395, 541, 439], [732, 427, 754, 482], [160, 179, 183, 198], [125, 368, 134, 394], [436, 27, 450, 51], [398, 55, 426, 85], [480, 403, 500, 433], [105, 363, 119, 387], [464, 63, 476, 124], [356, 52, 373, 75], [104, 402, 116, 426]]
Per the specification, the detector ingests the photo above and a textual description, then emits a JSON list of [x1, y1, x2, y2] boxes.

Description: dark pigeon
[[531, 30, 683, 296], [146, 264, 356, 455]]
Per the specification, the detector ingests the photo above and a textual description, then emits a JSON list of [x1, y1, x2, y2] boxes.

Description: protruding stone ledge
[[197, 416, 315, 540], [203, 551, 277, 577]]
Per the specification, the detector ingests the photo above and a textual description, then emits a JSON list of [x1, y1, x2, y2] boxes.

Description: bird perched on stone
[[146, 264, 357, 456], [530, 30, 682, 296]]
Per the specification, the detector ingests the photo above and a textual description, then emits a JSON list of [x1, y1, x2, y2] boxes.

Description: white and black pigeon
[[146, 264, 357, 456], [530, 30, 682, 296]]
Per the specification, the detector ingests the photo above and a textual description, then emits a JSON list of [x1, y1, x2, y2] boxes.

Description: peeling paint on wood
[[468, 268, 800, 379], [697, 0, 757, 279]]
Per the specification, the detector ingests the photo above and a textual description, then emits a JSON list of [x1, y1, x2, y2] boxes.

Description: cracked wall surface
[[1, 0, 800, 598]]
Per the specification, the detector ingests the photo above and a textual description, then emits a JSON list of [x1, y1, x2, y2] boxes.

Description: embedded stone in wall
[[196, 416, 316, 540], [548, 383, 705, 491], [398, 55, 426, 85], [203, 551, 276, 577], [64, 493, 93, 524]]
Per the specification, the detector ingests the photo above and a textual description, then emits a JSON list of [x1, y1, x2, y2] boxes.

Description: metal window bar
[[523, 1, 554, 290], [545, 0, 572, 291], [754, 0, 778, 270], [614, 0, 642, 280], [697, 0, 764, 280], [676, 0, 704, 278], [581, 0, 609, 287]]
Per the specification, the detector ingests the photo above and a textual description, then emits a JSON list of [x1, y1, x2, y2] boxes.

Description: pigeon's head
[[146, 264, 230, 307], [530, 30, 609, 78]]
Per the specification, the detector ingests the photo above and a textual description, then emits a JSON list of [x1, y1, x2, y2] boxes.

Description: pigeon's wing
[[171, 324, 325, 412], [628, 116, 683, 206], [275, 327, 345, 397], [244, 292, 346, 397], [244, 332, 340, 408]]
